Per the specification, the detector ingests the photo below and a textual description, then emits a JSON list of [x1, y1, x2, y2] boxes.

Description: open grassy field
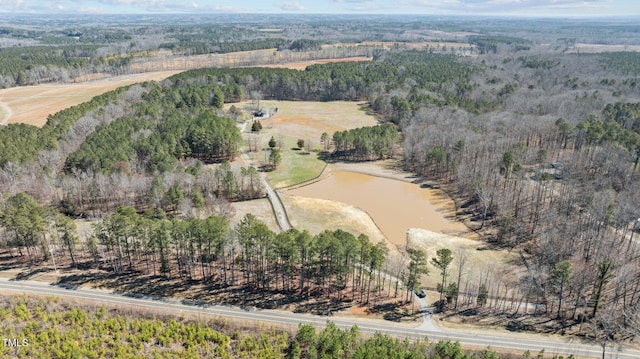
[[0, 59, 373, 128], [231, 100, 379, 140], [233, 100, 379, 188], [0, 71, 182, 127], [231, 198, 280, 232], [265, 137, 327, 188]]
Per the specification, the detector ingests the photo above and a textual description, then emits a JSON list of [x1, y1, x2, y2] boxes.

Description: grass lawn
[[235, 99, 379, 188], [269, 136, 327, 188], [247, 135, 326, 188]]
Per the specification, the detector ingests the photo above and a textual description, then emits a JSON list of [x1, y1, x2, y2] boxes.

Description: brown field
[[231, 100, 379, 188], [229, 100, 379, 141], [0, 40, 471, 128], [259, 56, 371, 70], [231, 198, 280, 232], [0, 71, 182, 127], [567, 43, 640, 53]]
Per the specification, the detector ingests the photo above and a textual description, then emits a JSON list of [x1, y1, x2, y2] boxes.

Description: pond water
[[288, 171, 469, 246]]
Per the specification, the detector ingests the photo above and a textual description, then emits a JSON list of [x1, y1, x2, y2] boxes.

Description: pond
[[288, 171, 469, 246]]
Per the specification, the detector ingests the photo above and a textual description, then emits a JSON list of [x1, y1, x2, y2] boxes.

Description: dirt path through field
[[0, 99, 13, 126]]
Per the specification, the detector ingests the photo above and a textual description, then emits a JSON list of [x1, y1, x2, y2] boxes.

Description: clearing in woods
[[0, 56, 373, 128], [231, 99, 380, 188], [0, 71, 182, 127], [0, 39, 477, 128]]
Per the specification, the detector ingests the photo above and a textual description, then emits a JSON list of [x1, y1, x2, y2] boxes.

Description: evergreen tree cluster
[[331, 124, 398, 161], [168, 50, 480, 112], [64, 81, 240, 174], [0, 85, 132, 168], [160, 38, 289, 55], [0, 45, 97, 83]]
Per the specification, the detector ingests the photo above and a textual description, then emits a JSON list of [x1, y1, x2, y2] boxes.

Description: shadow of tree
[[13, 267, 54, 281], [368, 302, 422, 322], [52, 272, 375, 316]]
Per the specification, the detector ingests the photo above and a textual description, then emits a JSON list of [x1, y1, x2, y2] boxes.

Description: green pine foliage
[[64, 81, 239, 174], [600, 52, 640, 75], [0, 296, 231, 359], [1, 50, 483, 171], [0, 85, 131, 168], [0, 296, 524, 359], [159, 38, 289, 55], [331, 124, 398, 161], [0, 45, 97, 81], [168, 50, 484, 112]]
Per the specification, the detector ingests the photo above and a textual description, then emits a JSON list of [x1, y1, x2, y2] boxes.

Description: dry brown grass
[[0, 71, 181, 127], [231, 198, 280, 232], [567, 43, 640, 53], [259, 56, 371, 70], [229, 100, 379, 141]]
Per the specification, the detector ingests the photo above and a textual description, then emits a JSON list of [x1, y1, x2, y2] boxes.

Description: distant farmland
[[0, 40, 475, 128], [0, 56, 373, 128], [0, 71, 181, 127]]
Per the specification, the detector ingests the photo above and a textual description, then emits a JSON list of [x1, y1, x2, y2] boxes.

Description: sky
[[0, 0, 638, 17]]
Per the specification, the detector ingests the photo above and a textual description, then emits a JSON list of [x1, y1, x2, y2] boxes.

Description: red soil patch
[[349, 306, 369, 316], [261, 57, 372, 70]]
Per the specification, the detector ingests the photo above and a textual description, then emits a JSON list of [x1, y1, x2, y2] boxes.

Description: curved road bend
[[238, 120, 291, 231], [0, 280, 637, 359]]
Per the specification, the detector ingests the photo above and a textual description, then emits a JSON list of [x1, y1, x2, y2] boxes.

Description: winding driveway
[[238, 120, 291, 231]]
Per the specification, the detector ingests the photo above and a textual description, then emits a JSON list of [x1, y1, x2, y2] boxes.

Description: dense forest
[[2, 15, 640, 348]]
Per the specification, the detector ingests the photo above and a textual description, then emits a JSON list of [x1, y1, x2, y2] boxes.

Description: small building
[[253, 109, 267, 117]]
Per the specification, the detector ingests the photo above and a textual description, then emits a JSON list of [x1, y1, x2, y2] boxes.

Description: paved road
[[357, 263, 437, 331], [1, 279, 636, 359], [230, 121, 632, 358], [238, 120, 291, 231]]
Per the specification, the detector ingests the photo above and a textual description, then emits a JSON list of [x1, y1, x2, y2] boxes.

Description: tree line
[[2, 295, 524, 359], [399, 47, 640, 342], [1, 193, 416, 306], [0, 84, 132, 168], [331, 124, 398, 161], [168, 50, 479, 111]]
